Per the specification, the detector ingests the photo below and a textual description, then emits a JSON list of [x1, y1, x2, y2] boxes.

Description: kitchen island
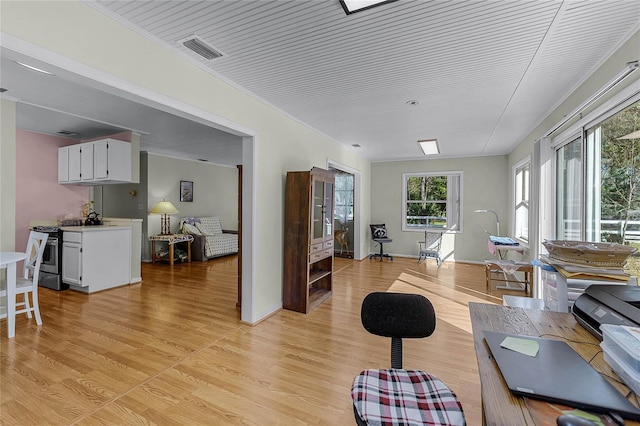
[[60, 225, 132, 293]]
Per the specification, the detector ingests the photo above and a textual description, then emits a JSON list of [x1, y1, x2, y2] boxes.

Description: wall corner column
[[0, 98, 17, 251]]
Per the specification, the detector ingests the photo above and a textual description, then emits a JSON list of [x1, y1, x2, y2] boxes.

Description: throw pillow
[[181, 222, 201, 235], [195, 222, 215, 236], [370, 224, 387, 239]]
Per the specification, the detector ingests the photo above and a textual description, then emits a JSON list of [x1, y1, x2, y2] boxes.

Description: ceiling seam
[[479, 1, 570, 155]]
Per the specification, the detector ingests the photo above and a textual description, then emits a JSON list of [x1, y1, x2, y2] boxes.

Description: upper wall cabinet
[[59, 138, 132, 185]]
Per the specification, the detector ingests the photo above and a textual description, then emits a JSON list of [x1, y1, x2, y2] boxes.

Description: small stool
[[485, 261, 533, 294]]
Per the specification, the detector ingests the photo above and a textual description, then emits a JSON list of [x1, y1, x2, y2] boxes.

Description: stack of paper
[[540, 255, 631, 283]]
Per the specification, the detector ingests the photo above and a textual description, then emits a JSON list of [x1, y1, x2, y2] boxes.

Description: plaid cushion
[[204, 233, 238, 257], [199, 216, 223, 234], [351, 369, 465, 426]]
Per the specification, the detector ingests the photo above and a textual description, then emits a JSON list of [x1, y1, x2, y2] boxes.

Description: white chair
[[417, 231, 442, 266], [11, 231, 48, 326]]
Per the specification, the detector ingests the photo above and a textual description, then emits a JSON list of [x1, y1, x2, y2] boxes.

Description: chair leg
[[31, 291, 42, 325], [23, 294, 33, 319]]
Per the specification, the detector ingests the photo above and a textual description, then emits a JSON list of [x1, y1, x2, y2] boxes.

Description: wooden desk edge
[[468, 302, 640, 425]]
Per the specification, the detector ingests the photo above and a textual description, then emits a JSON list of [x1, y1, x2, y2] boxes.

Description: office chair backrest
[[361, 292, 436, 368], [362, 292, 436, 337], [369, 224, 388, 239]]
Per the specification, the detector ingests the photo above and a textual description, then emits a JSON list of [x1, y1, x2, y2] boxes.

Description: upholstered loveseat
[[179, 216, 238, 261]]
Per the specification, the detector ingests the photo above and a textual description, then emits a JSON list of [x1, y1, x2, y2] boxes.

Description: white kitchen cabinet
[[62, 237, 83, 286], [93, 139, 131, 182], [102, 218, 143, 284], [69, 145, 82, 182], [81, 142, 94, 181], [58, 138, 132, 185], [62, 227, 132, 293], [58, 146, 69, 183]]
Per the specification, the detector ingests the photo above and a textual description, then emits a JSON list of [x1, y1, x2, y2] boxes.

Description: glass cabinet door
[[312, 179, 325, 241], [324, 182, 333, 239]]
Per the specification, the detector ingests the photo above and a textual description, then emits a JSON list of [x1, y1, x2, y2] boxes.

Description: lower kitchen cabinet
[[61, 226, 132, 293]]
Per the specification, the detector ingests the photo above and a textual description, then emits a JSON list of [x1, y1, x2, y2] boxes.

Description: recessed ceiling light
[[406, 100, 419, 106], [197, 159, 209, 162], [0, 88, 7, 93], [15, 61, 55, 75], [418, 139, 439, 156], [351, 144, 362, 148], [340, 0, 398, 15]]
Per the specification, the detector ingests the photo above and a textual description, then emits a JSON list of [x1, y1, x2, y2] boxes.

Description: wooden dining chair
[[12, 231, 48, 326]]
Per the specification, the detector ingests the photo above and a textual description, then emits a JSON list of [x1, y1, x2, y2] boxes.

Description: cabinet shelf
[[309, 269, 331, 285], [309, 287, 332, 311], [283, 167, 335, 314]]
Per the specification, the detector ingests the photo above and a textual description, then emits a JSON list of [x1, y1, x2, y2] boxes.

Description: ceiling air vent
[[57, 130, 79, 136], [181, 36, 224, 60]]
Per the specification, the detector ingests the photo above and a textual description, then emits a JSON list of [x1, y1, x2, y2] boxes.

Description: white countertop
[[60, 225, 132, 232]]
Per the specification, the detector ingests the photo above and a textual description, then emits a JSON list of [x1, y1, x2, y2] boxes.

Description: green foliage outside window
[[596, 101, 639, 276], [406, 176, 447, 228]]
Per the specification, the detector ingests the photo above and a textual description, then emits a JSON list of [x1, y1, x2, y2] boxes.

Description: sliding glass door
[[556, 136, 583, 241]]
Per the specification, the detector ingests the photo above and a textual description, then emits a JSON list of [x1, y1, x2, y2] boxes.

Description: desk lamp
[[150, 200, 179, 235], [474, 209, 500, 236]]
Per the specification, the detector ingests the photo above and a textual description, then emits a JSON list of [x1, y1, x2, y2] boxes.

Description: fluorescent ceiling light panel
[[340, 0, 397, 15], [15, 61, 54, 75], [418, 139, 439, 156]]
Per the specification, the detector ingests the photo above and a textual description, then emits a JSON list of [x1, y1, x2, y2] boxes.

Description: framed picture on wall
[[180, 180, 193, 202]]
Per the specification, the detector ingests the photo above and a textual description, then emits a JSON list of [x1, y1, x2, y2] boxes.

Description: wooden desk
[[469, 302, 640, 425], [149, 234, 193, 266]]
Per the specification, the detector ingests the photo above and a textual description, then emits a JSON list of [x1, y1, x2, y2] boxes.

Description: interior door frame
[[327, 159, 362, 260], [3, 35, 259, 323]]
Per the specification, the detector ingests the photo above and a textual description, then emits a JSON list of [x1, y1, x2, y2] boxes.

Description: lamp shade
[[150, 201, 179, 215]]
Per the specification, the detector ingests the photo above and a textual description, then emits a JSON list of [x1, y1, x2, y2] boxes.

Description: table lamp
[[474, 209, 500, 236], [150, 200, 179, 235]]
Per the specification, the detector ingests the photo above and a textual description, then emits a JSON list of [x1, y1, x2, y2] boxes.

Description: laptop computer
[[483, 330, 640, 421]]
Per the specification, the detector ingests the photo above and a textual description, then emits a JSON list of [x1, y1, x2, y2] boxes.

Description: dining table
[[0, 251, 28, 338]]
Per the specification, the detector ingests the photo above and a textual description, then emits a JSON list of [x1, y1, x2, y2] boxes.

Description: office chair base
[[370, 240, 393, 262], [369, 253, 393, 261]]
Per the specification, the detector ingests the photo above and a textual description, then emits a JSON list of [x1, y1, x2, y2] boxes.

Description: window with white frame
[[553, 98, 639, 277], [513, 158, 530, 244], [402, 172, 461, 231]]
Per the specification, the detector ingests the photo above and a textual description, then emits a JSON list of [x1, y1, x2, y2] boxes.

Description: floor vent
[[181, 36, 224, 60]]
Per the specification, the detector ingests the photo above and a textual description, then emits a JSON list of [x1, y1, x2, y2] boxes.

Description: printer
[[572, 284, 640, 340]]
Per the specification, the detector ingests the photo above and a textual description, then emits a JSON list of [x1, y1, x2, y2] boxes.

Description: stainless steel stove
[[33, 225, 68, 291]]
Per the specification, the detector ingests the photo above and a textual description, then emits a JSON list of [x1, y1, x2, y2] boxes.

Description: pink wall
[[15, 130, 89, 250]]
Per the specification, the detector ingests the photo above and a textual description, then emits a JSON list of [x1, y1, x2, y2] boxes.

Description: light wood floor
[[1, 256, 522, 425]]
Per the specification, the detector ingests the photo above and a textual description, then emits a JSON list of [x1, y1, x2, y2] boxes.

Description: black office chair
[[351, 292, 466, 426], [369, 224, 393, 261]]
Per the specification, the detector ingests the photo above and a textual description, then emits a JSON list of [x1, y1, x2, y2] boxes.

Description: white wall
[[1, 1, 371, 322], [0, 98, 17, 252], [146, 153, 239, 234], [371, 156, 508, 262]]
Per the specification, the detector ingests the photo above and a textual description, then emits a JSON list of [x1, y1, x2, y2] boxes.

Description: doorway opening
[[328, 160, 361, 260]]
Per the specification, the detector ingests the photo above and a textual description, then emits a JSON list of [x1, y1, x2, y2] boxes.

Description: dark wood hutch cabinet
[[283, 167, 335, 313]]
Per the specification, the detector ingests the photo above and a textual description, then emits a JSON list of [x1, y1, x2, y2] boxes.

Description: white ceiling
[[2, 0, 639, 165]]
